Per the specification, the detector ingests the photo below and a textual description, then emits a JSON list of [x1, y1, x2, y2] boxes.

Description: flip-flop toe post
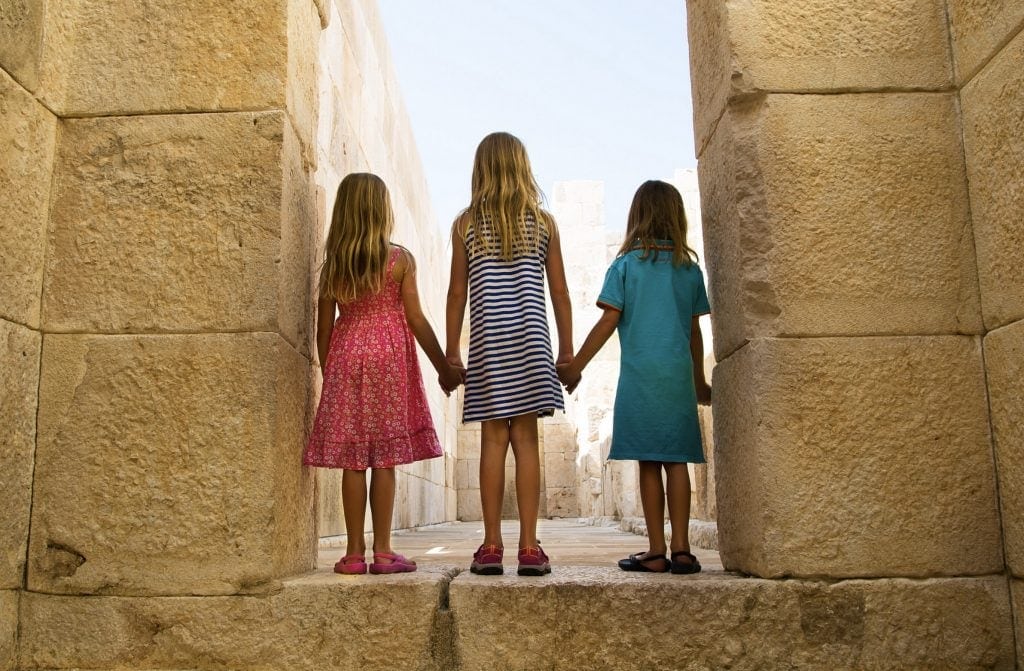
[[369, 552, 417, 574]]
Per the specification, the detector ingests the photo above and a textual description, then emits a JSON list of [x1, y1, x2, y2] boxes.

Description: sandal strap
[[671, 550, 696, 560]]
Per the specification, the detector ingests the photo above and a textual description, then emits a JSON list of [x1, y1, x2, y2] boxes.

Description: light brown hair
[[618, 180, 698, 266], [462, 132, 552, 260], [319, 172, 394, 303]]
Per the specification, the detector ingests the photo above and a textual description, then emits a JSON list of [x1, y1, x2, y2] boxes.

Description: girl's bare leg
[[664, 462, 693, 555], [480, 419, 511, 547], [638, 461, 668, 559], [509, 413, 540, 549], [369, 467, 396, 558], [341, 469, 368, 557]]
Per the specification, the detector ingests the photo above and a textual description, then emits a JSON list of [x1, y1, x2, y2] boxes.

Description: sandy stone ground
[[318, 518, 724, 572]]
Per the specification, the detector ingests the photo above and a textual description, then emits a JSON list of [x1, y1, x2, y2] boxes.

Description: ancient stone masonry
[[3, 0, 1023, 667], [689, 0, 1023, 661]]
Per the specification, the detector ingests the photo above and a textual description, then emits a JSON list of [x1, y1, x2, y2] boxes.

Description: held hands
[[438, 354, 466, 397], [555, 354, 581, 394]]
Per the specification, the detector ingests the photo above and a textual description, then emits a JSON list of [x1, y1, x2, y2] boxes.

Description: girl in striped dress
[[446, 132, 573, 576]]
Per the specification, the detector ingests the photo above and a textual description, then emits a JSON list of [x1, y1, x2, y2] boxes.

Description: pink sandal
[[369, 552, 417, 574], [334, 554, 367, 575]]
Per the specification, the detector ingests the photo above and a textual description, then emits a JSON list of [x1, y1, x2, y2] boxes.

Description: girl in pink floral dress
[[304, 173, 463, 575]]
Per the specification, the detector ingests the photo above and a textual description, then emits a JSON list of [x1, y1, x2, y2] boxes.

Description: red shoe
[[369, 552, 417, 574], [517, 545, 551, 576], [334, 554, 367, 575], [470, 544, 504, 575]]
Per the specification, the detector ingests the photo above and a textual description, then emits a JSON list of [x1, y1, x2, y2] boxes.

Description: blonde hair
[[319, 173, 394, 303], [618, 180, 698, 267], [462, 132, 552, 260]]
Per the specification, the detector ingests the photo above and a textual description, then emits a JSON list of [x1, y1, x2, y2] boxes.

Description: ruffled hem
[[304, 427, 442, 470]]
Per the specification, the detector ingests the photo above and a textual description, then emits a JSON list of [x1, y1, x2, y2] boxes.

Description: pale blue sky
[[377, 1, 695, 231]]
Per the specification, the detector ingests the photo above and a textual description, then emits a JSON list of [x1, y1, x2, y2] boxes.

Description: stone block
[[29, 333, 315, 596], [699, 93, 980, 359], [686, 0, 952, 153], [1015, 579, 1024, 665], [32, 0, 301, 120], [18, 571, 444, 670], [962, 30, 1024, 330], [0, 320, 41, 588], [0, 69, 57, 327], [545, 488, 577, 518], [316, 469, 345, 538], [0, 0, 44, 90], [455, 458, 479, 490], [286, 0, 321, 157], [43, 111, 312, 352], [948, 0, 1024, 83], [713, 336, 1001, 578], [450, 572, 1013, 670], [0, 590, 15, 671], [693, 405, 716, 521], [457, 489, 481, 522], [456, 428, 480, 459], [543, 450, 575, 490], [985, 320, 1024, 576]]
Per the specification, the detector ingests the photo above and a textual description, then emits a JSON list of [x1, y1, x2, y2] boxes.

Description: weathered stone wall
[[955, 6, 1024, 589], [2, 1, 322, 661], [689, 0, 1017, 653], [312, 0, 457, 537]]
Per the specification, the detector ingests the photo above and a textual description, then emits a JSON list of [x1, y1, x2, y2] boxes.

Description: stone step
[[15, 567, 1016, 670]]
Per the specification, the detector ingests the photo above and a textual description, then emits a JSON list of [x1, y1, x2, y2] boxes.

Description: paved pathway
[[318, 518, 723, 572]]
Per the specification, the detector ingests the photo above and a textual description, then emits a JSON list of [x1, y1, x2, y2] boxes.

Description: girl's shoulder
[[388, 243, 413, 278]]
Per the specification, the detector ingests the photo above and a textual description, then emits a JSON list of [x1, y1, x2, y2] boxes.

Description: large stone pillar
[[1, 0, 322, 600], [0, 4, 60, 666], [689, 0, 1006, 591], [953, 1, 1024, 654]]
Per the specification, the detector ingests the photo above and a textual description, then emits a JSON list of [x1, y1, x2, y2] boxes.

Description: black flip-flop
[[618, 552, 669, 572], [670, 550, 701, 575]]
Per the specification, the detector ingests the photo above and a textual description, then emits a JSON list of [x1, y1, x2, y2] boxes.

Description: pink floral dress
[[304, 246, 442, 470]]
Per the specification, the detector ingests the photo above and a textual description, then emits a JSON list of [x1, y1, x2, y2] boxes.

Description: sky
[[376, 1, 695, 231]]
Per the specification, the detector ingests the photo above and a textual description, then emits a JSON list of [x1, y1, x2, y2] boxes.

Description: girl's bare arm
[[544, 221, 573, 364], [445, 219, 469, 368], [399, 249, 463, 394], [316, 294, 337, 370], [690, 316, 712, 405]]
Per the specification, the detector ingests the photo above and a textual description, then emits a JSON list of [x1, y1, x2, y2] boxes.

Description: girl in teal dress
[[558, 180, 712, 574]]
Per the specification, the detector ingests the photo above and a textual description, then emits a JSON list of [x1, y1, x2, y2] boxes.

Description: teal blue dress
[[597, 245, 711, 463]]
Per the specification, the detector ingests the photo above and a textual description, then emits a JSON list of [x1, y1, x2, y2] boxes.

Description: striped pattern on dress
[[462, 218, 565, 422]]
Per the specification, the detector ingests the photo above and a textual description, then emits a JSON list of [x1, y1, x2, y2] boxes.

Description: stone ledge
[[450, 572, 1015, 670], [18, 569, 449, 671], [16, 569, 1016, 670], [0, 590, 15, 671]]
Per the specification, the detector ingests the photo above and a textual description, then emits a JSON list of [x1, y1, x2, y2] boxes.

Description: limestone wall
[[2, 2, 323, 662], [687, 0, 1016, 637], [312, 0, 457, 537], [955, 5, 1024, 584]]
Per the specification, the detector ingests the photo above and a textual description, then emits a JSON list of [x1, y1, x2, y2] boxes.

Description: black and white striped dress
[[462, 217, 564, 422]]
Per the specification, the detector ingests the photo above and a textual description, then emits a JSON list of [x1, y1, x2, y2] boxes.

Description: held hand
[[695, 381, 712, 406], [556, 361, 582, 394], [438, 362, 464, 396]]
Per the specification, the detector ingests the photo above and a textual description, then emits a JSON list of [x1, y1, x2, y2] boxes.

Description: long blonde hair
[[618, 180, 698, 266], [462, 132, 552, 260], [319, 173, 394, 303]]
